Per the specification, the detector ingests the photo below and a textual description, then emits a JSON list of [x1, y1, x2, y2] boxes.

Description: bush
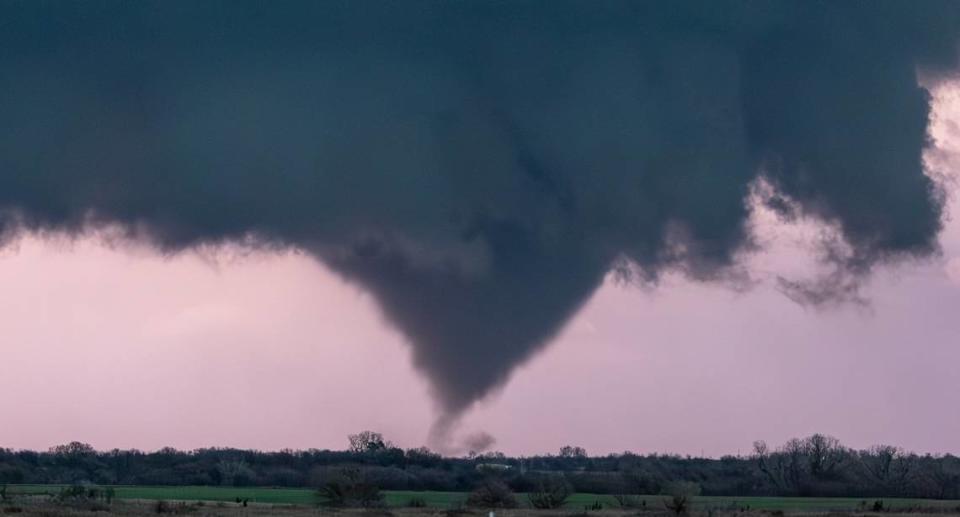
[[662, 481, 701, 516], [466, 479, 518, 509], [317, 467, 385, 508], [407, 497, 427, 508], [528, 475, 572, 509]]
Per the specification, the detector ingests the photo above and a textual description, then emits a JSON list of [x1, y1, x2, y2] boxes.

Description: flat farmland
[[6, 485, 960, 511]]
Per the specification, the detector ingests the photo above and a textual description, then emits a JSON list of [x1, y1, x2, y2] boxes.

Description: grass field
[[6, 485, 960, 511]]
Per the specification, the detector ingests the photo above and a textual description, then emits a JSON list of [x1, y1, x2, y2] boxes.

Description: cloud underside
[[1, 1, 958, 420]]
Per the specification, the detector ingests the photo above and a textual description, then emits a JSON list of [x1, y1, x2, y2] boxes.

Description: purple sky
[[2, 84, 959, 458]]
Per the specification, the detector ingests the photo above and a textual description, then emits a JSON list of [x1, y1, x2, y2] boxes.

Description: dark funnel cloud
[[1, 1, 958, 434]]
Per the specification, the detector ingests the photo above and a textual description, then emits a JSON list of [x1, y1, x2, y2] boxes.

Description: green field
[[6, 485, 960, 511]]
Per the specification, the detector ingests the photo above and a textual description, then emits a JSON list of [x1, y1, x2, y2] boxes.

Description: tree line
[[1, 433, 958, 499]]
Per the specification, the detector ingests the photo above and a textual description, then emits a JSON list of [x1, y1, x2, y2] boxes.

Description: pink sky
[[1, 85, 959, 458]]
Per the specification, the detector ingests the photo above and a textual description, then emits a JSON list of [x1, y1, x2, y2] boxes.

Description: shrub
[[317, 467, 385, 508], [662, 481, 701, 516], [466, 479, 518, 509], [407, 497, 427, 508], [528, 475, 572, 509]]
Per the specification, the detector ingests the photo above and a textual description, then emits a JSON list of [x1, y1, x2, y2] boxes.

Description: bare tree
[[49, 442, 96, 456], [662, 481, 701, 516], [804, 434, 848, 479], [348, 431, 390, 453], [753, 439, 801, 492], [782, 437, 807, 488], [754, 434, 849, 494], [859, 445, 914, 495], [216, 459, 255, 487], [753, 440, 782, 489], [559, 445, 587, 458], [919, 455, 960, 499]]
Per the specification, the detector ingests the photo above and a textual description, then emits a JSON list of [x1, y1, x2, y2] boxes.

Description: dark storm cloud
[[2, 1, 958, 427]]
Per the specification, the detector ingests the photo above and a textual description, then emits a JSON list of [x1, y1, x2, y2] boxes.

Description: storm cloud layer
[[2, 2, 959, 429]]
